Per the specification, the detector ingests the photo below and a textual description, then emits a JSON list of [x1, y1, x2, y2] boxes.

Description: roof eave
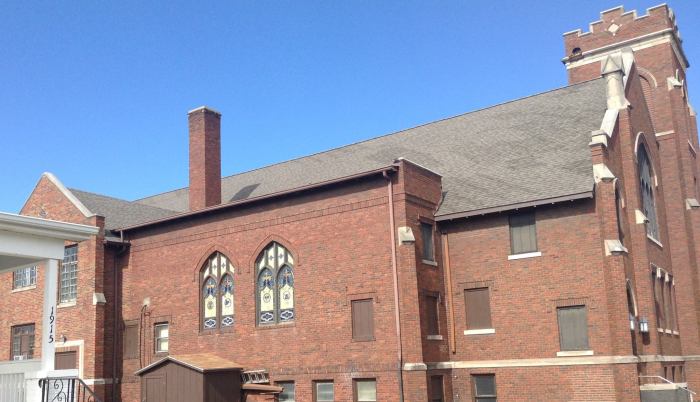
[[435, 190, 594, 222]]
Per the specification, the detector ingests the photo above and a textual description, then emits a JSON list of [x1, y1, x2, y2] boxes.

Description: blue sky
[[1, 1, 698, 212]]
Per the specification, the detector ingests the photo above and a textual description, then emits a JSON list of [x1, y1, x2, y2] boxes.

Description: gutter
[[435, 191, 594, 222], [117, 166, 396, 232]]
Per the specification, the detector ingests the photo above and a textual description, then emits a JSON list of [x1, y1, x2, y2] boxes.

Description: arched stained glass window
[[256, 242, 295, 325], [638, 145, 660, 240], [200, 252, 235, 330]]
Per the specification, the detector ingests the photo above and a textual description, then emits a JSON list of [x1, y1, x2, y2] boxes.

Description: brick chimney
[[188, 106, 222, 211]]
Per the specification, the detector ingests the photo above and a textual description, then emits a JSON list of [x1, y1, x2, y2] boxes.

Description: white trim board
[[416, 354, 700, 370]]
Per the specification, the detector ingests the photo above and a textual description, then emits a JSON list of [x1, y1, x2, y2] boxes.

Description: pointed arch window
[[256, 242, 295, 325], [638, 145, 660, 240], [200, 252, 235, 330]]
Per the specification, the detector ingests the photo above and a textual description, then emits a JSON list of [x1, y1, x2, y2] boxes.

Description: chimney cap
[[188, 106, 221, 116]]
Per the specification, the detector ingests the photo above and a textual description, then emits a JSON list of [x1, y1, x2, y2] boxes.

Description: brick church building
[[4, 4, 700, 401]]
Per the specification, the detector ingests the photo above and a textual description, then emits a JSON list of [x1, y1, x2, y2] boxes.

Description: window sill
[[421, 259, 438, 267], [647, 235, 663, 248], [464, 328, 495, 335], [11, 285, 37, 293], [57, 301, 77, 309], [557, 350, 594, 357], [426, 335, 443, 340], [255, 322, 296, 331], [673, 330, 680, 336], [351, 337, 376, 343], [508, 251, 542, 260]]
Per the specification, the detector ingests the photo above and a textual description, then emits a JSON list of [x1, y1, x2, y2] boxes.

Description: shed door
[[143, 376, 166, 402]]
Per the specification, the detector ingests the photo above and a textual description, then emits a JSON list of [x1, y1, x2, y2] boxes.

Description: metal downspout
[[384, 170, 404, 402]]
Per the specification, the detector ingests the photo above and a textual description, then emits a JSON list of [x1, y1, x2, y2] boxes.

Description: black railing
[[39, 377, 102, 402]]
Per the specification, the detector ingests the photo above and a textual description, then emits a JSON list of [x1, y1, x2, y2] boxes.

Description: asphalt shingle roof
[[70, 78, 607, 230], [69, 189, 177, 230]]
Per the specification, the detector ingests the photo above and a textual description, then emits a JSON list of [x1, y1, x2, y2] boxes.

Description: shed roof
[[66, 78, 606, 230], [135, 353, 244, 375]]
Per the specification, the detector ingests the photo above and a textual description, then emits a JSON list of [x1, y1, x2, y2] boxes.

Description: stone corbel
[[397, 226, 415, 244], [686, 198, 700, 210], [604, 239, 628, 256], [635, 209, 649, 224], [593, 164, 616, 183]]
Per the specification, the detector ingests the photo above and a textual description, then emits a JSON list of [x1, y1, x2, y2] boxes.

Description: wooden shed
[[135, 354, 243, 402]]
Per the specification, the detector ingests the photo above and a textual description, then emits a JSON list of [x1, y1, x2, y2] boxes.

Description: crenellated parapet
[[562, 4, 687, 75]]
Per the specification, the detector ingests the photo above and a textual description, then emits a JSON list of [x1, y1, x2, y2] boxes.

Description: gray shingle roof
[[69, 189, 178, 230], [70, 78, 606, 230]]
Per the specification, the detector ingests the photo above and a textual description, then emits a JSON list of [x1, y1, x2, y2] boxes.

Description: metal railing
[[242, 369, 270, 384], [39, 377, 102, 402], [639, 375, 696, 402]]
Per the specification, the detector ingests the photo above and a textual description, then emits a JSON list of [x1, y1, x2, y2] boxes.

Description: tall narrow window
[[256, 242, 295, 325], [278, 382, 295, 402], [200, 252, 235, 330], [465, 288, 492, 330], [615, 187, 625, 244], [154, 323, 169, 353], [123, 321, 139, 360], [653, 271, 665, 330], [509, 211, 537, 255], [557, 305, 589, 351], [426, 294, 440, 335], [314, 381, 334, 402], [430, 376, 444, 402], [421, 222, 435, 261], [13, 265, 37, 289], [472, 374, 496, 401], [354, 379, 377, 402], [352, 299, 374, 341], [60, 245, 78, 303], [11, 324, 35, 360], [638, 145, 659, 240], [671, 284, 679, 332]]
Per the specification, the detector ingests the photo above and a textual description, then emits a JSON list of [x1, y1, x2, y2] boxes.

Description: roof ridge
[[132, 77, 601, 203]]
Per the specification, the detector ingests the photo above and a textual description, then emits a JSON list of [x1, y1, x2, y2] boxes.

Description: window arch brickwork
[[256, 242, 295, 325]]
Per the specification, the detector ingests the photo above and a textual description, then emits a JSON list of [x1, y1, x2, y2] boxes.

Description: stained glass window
[[638, 145, 659, 240], [256, 242, 295, 325], [200, 252, 235, 330]]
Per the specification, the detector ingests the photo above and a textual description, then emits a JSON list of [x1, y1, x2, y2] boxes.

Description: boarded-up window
[[11, 324, 35, 360], [421, 222, 435, 261], [314, 381, 334, 402], [653, 273, 664, 329], [472, 374, 496, 401], [557, 305, 589, 351], [465, 288, 492, 330], [426, 294, 440, 335], [670, 284, 679, 332], [354, 379, 376, 402], [430, 376, 444, 402], [352, 299, 374, 341], [509, 211, 537, 254], [55, 351, 77, 370], [123, 321, 139, 360]]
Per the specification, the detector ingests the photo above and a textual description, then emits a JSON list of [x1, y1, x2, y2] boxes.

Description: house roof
[[68, 189, 177, 231], [135, 353, 244, 375], [68, 78, 606, 231]]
